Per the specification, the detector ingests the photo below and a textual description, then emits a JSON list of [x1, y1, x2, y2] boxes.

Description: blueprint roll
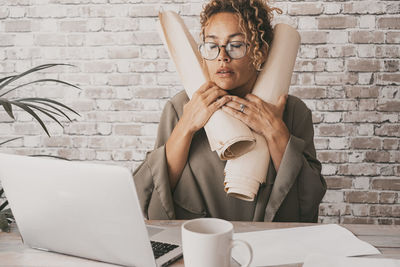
[[157, 11, 255, 160], [224, 24, 301, 201]]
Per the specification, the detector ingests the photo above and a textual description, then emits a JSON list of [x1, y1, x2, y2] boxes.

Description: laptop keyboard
[[151, 241, 178, 259]]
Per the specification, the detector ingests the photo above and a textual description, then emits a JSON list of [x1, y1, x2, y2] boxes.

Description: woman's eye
[[230, 43, 243, 49]]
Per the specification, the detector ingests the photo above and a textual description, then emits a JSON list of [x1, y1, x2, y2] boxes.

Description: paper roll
[[224, 24, 301, 201], [158, 11, 255, 160]]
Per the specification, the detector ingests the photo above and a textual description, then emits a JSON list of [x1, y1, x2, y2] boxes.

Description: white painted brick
[[357, 44, 375, 57], [116, 62, 130, 73], [327, 31, 348, 44], [273, 15, 297, 29], [324, 3, 342, 15], [298, 17, 317, 30], [349, 152, 364, 163], [323, 190, 344, 203], [140, 123, 158, 136], [139, 18, 157, 31], [141, 46, 159, 59], [319, 216, 339, 224], [272, 2, 287, 14], [96, 150, 112, 160], [351, 204, 369, 216], [9, 7, 25, 18], [0, 8, 9, 19], [357, 124, 374, 136], [115, 88, 133, 99], [104, 18, 138, 32], [108, 74, 141, 86], [83, 61, 115, 73], [86, 19, 103, 32], [129, 4, 160, 17], [86, 33, 116, 46], [14, 61, 32, 72], [27, 5, 67, 18], [324, 112, 342, 123], [358, 73, 374, 85], [39, 19, 58, 32], [353, 177, 371, 190], [329, 137, 349, 149], [326, 59, 344, 72], [360, 15, 376, 29], [97, 123, 112, 135], [35, 34, 67, 46], [181, 2, 203, 16], [67, 34, 85, 46], [321, 164, 337, 176], [299, 46, 316, 59], [0, 124, 13, 135]]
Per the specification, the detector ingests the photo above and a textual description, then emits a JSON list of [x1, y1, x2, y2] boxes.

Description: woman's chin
[[213, 80, 236, 91]]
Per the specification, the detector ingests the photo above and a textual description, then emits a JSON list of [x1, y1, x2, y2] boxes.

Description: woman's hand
[[166, 82, 230, 190], [221, 93, 290, 170], [181, 81, 231, 135]]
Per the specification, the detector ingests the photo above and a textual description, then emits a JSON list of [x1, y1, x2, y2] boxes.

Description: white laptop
[[0, 153, 182, 267]]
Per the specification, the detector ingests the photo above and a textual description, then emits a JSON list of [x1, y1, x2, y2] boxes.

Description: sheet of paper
[[232, 224, 381, 266], [303, 253, 400, 267]]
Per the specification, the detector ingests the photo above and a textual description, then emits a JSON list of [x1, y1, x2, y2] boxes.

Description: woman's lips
[[216, 68, 234, 78]]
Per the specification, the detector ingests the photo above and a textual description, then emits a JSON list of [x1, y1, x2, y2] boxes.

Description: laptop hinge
[[33, 246, 50, 252]]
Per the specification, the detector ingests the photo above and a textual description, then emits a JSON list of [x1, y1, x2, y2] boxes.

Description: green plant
[[0, 63, 81, 232]]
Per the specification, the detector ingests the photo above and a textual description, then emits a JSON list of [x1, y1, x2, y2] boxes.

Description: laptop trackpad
[[146, 225, 165, 237]]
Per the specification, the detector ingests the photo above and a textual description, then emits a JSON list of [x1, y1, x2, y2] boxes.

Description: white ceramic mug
[[181, 218, 253, 267]]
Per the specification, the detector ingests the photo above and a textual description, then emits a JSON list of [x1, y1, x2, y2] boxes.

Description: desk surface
[[1, 221, 399, 267]]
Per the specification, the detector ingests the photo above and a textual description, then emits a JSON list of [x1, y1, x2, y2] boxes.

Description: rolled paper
[[224, 24, 301, 201], [157, 11, 255, 160]]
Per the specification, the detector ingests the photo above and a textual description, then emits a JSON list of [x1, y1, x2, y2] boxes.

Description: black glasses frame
[[199, 41, 249, 61]]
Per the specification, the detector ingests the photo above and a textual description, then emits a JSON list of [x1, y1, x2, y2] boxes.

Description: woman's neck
[[228, 73, 258, 98]]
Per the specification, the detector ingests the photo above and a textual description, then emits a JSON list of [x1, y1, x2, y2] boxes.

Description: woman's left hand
[[222, 93, 288, 140], [221, 93, 290, 170]]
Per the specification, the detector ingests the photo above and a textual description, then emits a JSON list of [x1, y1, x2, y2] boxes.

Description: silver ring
[[239, 104, 245, 113]]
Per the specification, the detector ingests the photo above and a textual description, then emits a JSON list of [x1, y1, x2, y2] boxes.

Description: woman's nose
[[218, 47, 231, 62]]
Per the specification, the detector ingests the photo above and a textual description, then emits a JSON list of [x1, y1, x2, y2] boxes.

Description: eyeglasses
[[199, 41, 248, 60]]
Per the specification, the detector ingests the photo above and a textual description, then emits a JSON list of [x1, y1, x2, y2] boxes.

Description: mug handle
[[230, 239, 253, 267]]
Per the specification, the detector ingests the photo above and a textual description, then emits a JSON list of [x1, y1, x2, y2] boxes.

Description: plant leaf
[[17, 102, 64, 128], [9, 101, 50, 137], [0, 212, 10, 232], [0, 98, 15, 119], [0, 75, 16, 89], [0, 64, 76, 91], [16, 97, 80, 117], [18, 99, 73, 122], [0, 78, 81, 98], [19, 101, 62, 116], [0, 137, 22, 146], [0, 200, 8, 212], [29, 155, 70, 161]]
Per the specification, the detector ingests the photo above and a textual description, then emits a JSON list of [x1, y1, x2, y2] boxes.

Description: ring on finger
[[239, 103, 245, 113]]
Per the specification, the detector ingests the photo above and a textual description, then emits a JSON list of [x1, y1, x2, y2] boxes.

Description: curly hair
[[200, 0, 282, 71]]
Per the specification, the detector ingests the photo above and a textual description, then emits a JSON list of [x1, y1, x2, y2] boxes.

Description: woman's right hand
[[180, 81, 231, 134], [166, 82, 230, 190]]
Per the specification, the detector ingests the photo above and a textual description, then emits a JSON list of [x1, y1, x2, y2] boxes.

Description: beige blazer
[[133, 91, 326, 222]]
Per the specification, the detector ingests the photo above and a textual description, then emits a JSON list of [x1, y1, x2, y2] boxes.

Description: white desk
[[1, 221, 399, 266]]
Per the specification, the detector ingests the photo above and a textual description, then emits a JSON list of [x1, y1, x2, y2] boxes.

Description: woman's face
[[203, 12, 258, 96]]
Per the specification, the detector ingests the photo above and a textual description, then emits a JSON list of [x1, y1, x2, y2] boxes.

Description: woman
[[133, 0, 326, 222]]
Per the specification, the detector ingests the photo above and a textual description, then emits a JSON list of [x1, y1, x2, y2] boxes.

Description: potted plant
[[0, 63, 81, 232]]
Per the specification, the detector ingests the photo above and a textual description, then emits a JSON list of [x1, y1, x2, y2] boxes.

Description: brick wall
[[0, 0, 399, 224]]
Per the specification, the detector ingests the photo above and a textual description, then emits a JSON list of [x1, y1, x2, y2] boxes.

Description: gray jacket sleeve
[[265, 97, 326, 222], [133, 100, 178, 220]]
